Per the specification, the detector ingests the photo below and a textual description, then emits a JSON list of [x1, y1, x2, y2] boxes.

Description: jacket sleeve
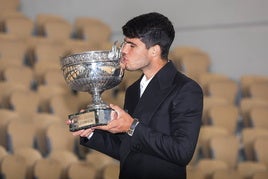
[[80, 130, 123, 160]]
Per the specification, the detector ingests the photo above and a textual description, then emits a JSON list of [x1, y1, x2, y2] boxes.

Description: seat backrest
[[9, 90, 40, 119], [241, 128, 268, 160], [1, 154, 28, 179], [6, 119, 36, 152], [250, 107, 268, 129], [67, 161, 97, 179], [208, 105, 239, 133], [210, 135, 240, 169], [237, 161, 267, 179], [253, 137, 268, 167], [34, 158, 64, 179], [46, 122, 77, 153]]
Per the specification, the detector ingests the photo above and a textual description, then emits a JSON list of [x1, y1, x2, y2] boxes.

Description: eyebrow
[[124, 39, 137, 46]]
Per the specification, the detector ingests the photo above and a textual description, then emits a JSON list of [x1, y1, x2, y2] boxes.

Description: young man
[[70, 12, 203, 179]]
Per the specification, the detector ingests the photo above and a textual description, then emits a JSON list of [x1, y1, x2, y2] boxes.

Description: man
[[69, 12, 203, 179]]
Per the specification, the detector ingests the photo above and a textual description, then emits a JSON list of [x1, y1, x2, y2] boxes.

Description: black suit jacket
[[81, 61, 203, 179]]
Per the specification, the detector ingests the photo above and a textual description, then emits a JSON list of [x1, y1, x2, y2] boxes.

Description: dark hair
[[122, 12, 175, 59]]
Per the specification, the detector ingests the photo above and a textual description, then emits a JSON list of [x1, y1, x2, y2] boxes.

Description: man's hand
[[95, 104, 134, 134], [66, 119, 94, 138]]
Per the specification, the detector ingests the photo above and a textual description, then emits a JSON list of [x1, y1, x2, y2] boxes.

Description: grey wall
[[20, 0, 268, 80]]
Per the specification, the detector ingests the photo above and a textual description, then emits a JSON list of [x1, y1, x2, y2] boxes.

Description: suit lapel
[[133, 61, 178, 125]]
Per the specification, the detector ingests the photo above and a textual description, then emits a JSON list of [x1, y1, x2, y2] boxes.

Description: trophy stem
[[88, 90, 108, 109]]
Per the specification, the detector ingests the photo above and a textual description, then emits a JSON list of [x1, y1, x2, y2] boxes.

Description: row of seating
[[0, 146, 119, 179]]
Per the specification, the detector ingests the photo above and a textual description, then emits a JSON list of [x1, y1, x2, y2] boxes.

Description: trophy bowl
[[60, 42, 124, 131]]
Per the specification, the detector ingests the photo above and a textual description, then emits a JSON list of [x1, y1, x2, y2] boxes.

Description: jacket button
[[132, 144, 142, 151]]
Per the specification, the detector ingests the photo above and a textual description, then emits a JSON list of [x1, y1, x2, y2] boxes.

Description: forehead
[[124, 37, 144, 46]]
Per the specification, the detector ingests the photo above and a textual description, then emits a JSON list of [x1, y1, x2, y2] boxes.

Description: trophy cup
[[60, 42, 124, 132]]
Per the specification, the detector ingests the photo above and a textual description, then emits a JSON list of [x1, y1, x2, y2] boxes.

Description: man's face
[[120, 37, 151, 72]]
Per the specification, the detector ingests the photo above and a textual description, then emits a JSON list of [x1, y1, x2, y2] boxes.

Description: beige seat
[[63, 38, 96, 54], [6, 119, 37, 153], [237, 161, 267, 179], [195, 159, 228, 179], [1, 154, 28, 179], [241, 128, 268, 160], [86, 150, 117, 171], [49, 93, 80, 119], [252, 171, 268, 179], [0, 81, 29, 108], [0, 145, 8, 162], [198, 126, 231, 158], [248, 82, 268, 100], [32, 43, 68, 84], [240, 74, 268, 97], [179, 53, 211, 81], [187, 166, 206, 179], [253, 137, 268, 167], [74, 17, 111, 44], [43, 20, 73, 42], [239, 98, 268, 127], [207, 105, 240, 134], [0, 109, 19, 148], [34, 158, 65, 179], [67, 161, 97, 179], [43, 69, 68, 88], [212, 169, 243, 179], [3, 66, 35, 89], [37, 85, 68, 112], [35, 13, 70, 36], [206, 80, 239, 104], [47, 150, 79, 178], [4, 17, 34, 39], [0, 34, 28, 62], [46, 122, 77, 154], [9, 90, 40, 119], [202, 96, 229, 124], [32, 113, 61, 156], [14, 148, 42, 179], [0, 10, 25, 31], [197, 72, 231, 94], [169, 46, 207, 70], [209, 135, 240, 169], [101, 162, 120, 179], [249, 107, 268, 129]]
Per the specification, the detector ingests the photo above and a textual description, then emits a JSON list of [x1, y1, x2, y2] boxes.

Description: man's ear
[[150, 44, 161, 57]]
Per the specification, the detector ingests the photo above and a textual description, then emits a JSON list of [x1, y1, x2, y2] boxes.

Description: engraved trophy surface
[[60, 42, 124, 131]]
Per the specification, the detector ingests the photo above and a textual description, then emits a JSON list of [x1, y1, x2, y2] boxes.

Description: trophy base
[[68, 108, 112, 132]]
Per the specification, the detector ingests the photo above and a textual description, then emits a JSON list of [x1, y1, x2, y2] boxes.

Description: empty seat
[[207, 105, 240, 134], [195, 159, 229, 179], [67, 161, 97, 179], [209, 135, 240, 169], [206, 80, 239, 104], [14, 148, 42, 179], [252, 171, 268, 179], [34, 158, 65, 179], [1, 154, 28, 179], [43, 20, 73, 42], [239, 98, 268, 127], [202, 96, 229, 124], [45, 122, 77, 154], [0, 109, 19, 148], [248, 82, 268, 100], [240, 74, 268, 97], [9, 90, 40, 119], [237, 161, 267, 179], [241, 128, 268, 160], [198, 126, 231, 158], [253, 137, 268, 167], [6, 119, 37, 153], [212, 169, 243, 179], [4, 17, 34, 39], [101, 162, 120, 179], [3, 66, 35, 89], [249, 107, 268, 129]]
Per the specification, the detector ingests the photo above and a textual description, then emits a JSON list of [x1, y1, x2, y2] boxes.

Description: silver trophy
[[60, 42, 124, 132]]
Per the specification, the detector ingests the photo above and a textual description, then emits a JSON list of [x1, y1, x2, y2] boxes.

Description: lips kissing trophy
[[60, 42, 124, 132]]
